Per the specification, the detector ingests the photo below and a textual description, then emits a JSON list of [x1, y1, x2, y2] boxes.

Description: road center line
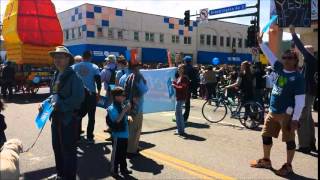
[[94, 132, 234, 180]]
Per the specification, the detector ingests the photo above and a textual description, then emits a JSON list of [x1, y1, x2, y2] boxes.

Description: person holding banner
[[172, 64, 190, 136], [124, 62, 148, 158], [250, 33, 305, 177], [45, 46, 85, 180], [290, 25, 318, 153]]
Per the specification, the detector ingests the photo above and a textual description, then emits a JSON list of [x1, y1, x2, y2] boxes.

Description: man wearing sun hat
[[45, 46, 85, 180]]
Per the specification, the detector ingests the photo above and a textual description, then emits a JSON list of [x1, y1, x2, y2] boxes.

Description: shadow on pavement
[[185, 121, 210, 129], [77, 142, 112, 180], [141, 122, 210, 135], [129, 155, 164, 175], [139, 141, 156, 150], [23, 166, 56, 180], [269, 168, 317, 180], [4, 93, 50, 104], [182, 133, 206, 141]]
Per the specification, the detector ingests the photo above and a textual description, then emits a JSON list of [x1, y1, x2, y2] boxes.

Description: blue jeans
[[175, 100, 185, 134]]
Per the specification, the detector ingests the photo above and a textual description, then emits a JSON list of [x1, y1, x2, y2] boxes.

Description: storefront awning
[[141, 47, 167, 63], [67, 44, 127, 62]]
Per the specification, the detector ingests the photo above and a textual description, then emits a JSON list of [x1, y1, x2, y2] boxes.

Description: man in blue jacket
[[290, 25, 318, 153]]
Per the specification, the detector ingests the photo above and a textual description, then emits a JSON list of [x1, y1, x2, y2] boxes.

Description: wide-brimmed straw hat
[[49, 46, 74, 60]]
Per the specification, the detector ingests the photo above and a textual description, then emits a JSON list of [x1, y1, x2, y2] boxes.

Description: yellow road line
[[94, 132, 234, 180], [143, 149, 235, 180], [141, 151, 213, 180]]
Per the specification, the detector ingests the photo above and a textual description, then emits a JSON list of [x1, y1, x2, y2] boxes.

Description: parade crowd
[[0, 26, 318, 179]]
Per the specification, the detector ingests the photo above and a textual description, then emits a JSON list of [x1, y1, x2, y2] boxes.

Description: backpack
[[105, 112, 125, 132], [108, 68, 116, 84]]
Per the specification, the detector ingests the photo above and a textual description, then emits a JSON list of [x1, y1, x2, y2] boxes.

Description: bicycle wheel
[[238, 102, 264, 129], [202, 99, 227, 123]]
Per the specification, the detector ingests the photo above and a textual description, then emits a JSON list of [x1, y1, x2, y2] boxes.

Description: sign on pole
[[275, 0, 311, 27], [200, 8, 208, 22], [209, 4, 246, 16]]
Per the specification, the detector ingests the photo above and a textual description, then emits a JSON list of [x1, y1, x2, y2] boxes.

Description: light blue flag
[[262, 15, 278, 33], [35, 100, 54, 129], [140, 67, 177, 113]]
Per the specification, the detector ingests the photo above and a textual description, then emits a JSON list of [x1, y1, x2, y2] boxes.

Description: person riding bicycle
[[224, 61, 255, 105]]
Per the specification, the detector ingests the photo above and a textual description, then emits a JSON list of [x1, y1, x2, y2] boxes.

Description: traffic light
[[184, 10, 190, 27], [246, 18, 258, 48]]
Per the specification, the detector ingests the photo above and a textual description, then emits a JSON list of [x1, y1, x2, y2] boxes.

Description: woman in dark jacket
[[43, 46, 85, 180]]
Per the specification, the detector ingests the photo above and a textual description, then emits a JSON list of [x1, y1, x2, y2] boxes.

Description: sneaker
[[250, 158, 272, 169], [297, 147, 311, 154], [275, 163, 293, 176]]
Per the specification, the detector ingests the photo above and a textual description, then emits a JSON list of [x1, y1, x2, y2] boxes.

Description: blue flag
[[35, 100, 54, 129], [262, 15, 278, 33]]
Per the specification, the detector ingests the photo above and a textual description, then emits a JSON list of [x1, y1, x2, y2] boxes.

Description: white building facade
[[58, 3, 252, 65]]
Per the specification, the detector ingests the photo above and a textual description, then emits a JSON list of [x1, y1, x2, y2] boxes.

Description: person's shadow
[[269, 168, 317, 180], [77, 142, 112, 180], [129, 141, 164, 175]]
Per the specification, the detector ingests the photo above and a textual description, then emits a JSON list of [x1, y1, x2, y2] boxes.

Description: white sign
[[200, 8, 208, 22], [311, 0, 318, 20]]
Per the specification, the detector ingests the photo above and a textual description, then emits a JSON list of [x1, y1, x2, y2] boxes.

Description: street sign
[[200, 8, 208, 21], [209, 4, 246, 16]]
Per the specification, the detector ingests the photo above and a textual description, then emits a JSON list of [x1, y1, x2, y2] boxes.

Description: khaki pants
[[127, 113, 143, 153], [298, 95, 316, 148]]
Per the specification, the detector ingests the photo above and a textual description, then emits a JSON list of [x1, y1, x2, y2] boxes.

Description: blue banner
[[35, 100, 54, 129], [209, 4, 246, 16], [140, 67, 177, 113]]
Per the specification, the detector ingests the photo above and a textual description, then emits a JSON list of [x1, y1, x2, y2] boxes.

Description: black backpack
[[108, 68, 116, 84], [105, 113, 125, 132]]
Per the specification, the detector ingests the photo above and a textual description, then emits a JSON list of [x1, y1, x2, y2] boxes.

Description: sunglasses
[[282, 56, 294, 60]]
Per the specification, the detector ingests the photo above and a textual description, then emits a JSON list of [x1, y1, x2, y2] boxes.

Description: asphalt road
[[2, 88, 318, 180]]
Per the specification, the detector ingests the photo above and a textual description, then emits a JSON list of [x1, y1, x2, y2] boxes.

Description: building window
[[200, 34, 205, 45], [212, 35, 217, 46], [71, 28, 75, 39], [118, 30, 123, 40], [226, 37, 231, 47], [65, 29, 69, 40], [245, 39, 248, 48], [172, 35, 179, 44], [108, 29, 114, 39], [134, 31, 139, 41], [220, 36, 224, 47], [184, 36, 191, 45], [97, 27, 103, 37], [238, 38, 242, 48], [145, 32, 150, 41], [150, 33, 154, 42], [206, 35, 211, 46], [78, 27, 82, 38], [232, 37, 236, 48], [184, 36, 188, 44], [160, 34, 164, 43], [175, 35, 180, 44]]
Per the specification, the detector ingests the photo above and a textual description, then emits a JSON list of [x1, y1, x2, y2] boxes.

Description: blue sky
[[0, 0, 293, 40]]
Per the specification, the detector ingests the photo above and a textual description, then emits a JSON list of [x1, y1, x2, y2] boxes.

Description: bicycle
[[201, 86, 264, 129]]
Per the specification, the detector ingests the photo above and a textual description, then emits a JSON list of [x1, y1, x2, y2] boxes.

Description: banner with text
[[274, 0, 311, 27]]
